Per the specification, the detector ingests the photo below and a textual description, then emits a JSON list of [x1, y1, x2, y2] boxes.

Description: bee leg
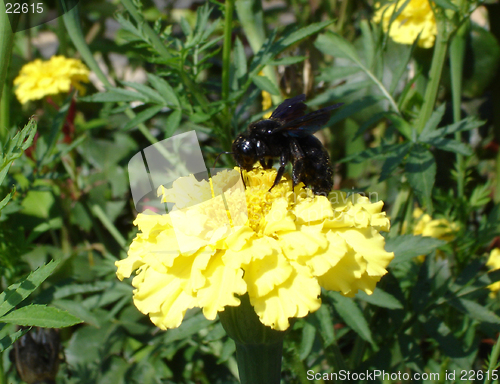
[[269, 150, 289, 192], [289, 139, 305, 187]]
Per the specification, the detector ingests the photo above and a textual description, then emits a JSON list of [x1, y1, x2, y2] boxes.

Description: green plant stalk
[[0, 351, 4, 384], [484, 332, 500, 384], [222, 0, 234, 119], [415, 21, 450, 134], [449, 21, 468, 198], [219, 294, 286, 384], [0, 5, 19, 139], [91, 204, 127, 248], [0, 83, 10, 138], [235, 0, 281, 104]]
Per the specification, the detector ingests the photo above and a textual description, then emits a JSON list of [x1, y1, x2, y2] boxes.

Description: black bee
[[232, 94, 343, 195]]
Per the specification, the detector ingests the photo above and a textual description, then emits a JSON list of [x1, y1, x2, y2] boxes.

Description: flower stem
[[415, 20, 450, 134], [219, 294, 286, 384], [0, 4, 19, 138], [235, 342, 283, 384], [449, 20, 468, 198]]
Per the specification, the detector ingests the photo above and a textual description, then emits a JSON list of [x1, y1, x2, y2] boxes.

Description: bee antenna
[[213, 152, 234, 169]]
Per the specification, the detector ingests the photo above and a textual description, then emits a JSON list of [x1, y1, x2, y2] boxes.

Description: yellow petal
[[244, 250, 293, 297], [336, 227, 394, 276], [250, 267, 321, 331], [196, 252, 247, 320]]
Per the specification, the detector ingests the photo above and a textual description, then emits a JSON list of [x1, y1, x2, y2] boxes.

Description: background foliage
[[2, 0, 500, 383]]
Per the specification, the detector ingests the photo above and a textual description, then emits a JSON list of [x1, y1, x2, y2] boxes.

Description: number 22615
[[5, 3, 44, 13]]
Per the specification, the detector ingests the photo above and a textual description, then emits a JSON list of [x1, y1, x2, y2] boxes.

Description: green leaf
[[163, 311, 213, 343], [419, 102, 446, 139], [39, 95, 72, 165], [340, 142, 401, 164], [426, 137, 472, 156], [356, 288, 403, 309], [386, 113, 413, 140], [434, 0, 459, 10], [79, 88, 149, 103], [0, 184, 15, 212], [252, 75, 280, 95], [0, 305, 83, 328], [469, 183, 491, 208], [449, 298, 500, 324], [276, 20, 333, 51], [328, 292, 374, 345], [463, 26, 500, 98], [328, 95, 381, 126], [314, 305, 335, 346], [234, 37, 247, 79], [121, 81, 165, 104], [147, 74, 180, 106], [379, 142, 412, 181], [0, 328, 29, 353], [386, 235, 446, 265], [419, 117, 484, 143], [0, 260, 60, 317], [360, 20, 375, 69], [405, 144, 436, 209], [52, 299, 101, 327], [315, 31, 360, 62], [268, 56, 307, 66], [0, 119, 37, 185], [316, 66, 361, 82], [164, 109, 182, 137], [123, 105, 164, 130]]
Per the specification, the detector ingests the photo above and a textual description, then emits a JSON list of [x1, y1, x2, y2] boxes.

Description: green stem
[[0, 82, 10, 139], [485, 332, 500, 384], [0, 4, 19, 139], [0, 351, 5, 384], [415, 21, 450, 134], [222, 0, 234, 120], [235, 342, 283, 384], [91, 204, 127, 248], [219, 294, 286, 384], [449, 21, 468, 198]]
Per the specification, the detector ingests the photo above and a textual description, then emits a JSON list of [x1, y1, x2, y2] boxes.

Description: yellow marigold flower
[[413, 207, 457, 241], [412, 207, 457, 261], [116, 168, 394, 331], [486, 248, 500, 295], [13, 56, 90, 104], [373, 0, 437, 49]]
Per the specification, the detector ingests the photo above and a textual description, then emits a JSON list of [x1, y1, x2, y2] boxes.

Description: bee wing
[[269, 94, 308, 122], [272, 103, 344, 137]]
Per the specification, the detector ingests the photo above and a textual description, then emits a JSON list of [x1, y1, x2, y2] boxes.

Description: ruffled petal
[[196, 252, 247, 320], [251, 266, 321, 331]]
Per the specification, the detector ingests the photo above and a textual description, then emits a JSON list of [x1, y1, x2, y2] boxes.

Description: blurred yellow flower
[[373, 0, 437, 49], [262, 91, 273, 119], [116, 168, 393, 331], [412, 207, 457, 261], [14, 56, 90, 104], [413, 207, 457, 241], [486, 248, 500, 295]]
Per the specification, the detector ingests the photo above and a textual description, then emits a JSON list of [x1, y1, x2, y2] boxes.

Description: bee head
[[232, 134, 257, 170]]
